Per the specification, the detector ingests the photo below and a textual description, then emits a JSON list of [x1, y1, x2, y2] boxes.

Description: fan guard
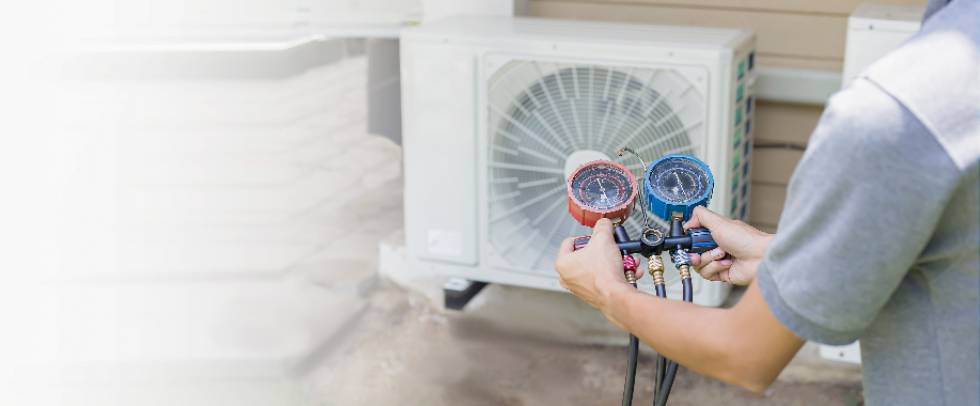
[[487, 60, 706, 272]]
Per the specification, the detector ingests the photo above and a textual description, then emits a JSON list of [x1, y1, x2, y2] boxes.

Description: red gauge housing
[[566, 160, 638, 228]]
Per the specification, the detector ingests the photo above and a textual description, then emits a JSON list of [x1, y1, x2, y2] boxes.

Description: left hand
[[554, 218, 641, 317], [684, 206, 773, 285]]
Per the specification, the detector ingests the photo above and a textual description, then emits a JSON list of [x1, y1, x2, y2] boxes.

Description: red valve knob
[[622, 255, 638, 272]]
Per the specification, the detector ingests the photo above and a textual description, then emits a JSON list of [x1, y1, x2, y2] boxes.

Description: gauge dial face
[[570, 164, 634, 211], [649, 157, 711, 204]]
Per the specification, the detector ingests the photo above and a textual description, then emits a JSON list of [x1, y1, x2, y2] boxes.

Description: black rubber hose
[[682, 276, 693, 302], [623, 333, 639, 406], [655, 278, 693, 406], [657, 363, 679, 406], [652, 283, 668, 405], [614, 225, 639, 406], [654, 355, 664, 403]]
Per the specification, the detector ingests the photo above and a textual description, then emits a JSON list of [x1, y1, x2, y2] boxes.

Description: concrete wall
[[27, 39, 408, 404]]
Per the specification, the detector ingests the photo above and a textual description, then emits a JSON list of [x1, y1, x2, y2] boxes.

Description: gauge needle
[[673, 171, 685, 193], [595, 179, 609, 202]]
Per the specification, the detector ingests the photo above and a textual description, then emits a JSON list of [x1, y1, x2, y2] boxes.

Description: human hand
[[685, 206, 773, 285], [555, 218, 641, 318]]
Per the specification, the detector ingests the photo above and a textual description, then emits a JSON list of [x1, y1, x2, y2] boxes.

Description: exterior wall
[[521, 0, 924, 231]]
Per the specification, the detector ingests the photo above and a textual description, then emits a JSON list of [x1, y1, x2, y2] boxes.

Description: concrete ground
[[304, 276, 864, 406], [299, 220, 867, 405]]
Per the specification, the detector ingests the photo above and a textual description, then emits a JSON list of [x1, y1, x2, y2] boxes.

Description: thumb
[[591, 218, 615, 243], [685, 206, 740, 252], [685, 206, 724, 230]]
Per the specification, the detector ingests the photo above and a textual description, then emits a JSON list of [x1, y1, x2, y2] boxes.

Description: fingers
[[630, 256, 645, 279], [709, 270, 740, 284], [689, 252, 702, 266], [725, 267, 741, 285], [697, 258, 733, 281], [705, 248, 728, 263], [691, 247, 726, 268]]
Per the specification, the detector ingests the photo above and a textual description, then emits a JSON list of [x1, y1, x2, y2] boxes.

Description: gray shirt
[[756, 0, 980, 405]]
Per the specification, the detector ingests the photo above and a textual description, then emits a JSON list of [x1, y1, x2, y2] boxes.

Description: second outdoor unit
[[401, 15, 755, 306]]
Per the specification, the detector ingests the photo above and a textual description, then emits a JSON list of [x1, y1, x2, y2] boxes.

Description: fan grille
[[487, 60, 705, 272]]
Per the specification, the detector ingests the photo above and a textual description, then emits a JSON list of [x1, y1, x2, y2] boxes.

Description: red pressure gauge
[[566, 160, 638, 227]]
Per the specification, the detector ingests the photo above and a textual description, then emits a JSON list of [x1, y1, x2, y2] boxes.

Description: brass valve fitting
[[678, 264, 692, 280], [648, 255, 665, 286]]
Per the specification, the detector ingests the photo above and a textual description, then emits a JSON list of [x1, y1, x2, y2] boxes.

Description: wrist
[[758, 232, 775, 251], [599, 282, 636, 322]]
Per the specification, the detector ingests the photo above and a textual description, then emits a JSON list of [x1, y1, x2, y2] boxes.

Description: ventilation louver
[[487, 60, 706, 272]]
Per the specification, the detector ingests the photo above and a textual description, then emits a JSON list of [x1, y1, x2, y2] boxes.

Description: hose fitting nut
[[648, 255, 664, 273], [652, 271, 665, 286], [677, 264, 691, 279], [622, 255, 638, 272], [671, 250, 691, 267], [625, 270, 637, 284], [648, 255, 665, 286], [622, 255, 639, 285]]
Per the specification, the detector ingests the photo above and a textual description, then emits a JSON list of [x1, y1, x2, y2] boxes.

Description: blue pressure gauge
[[644, 154, 714, 222]]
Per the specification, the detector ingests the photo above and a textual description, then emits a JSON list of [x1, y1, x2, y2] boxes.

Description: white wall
[[56, 0, 422, 43]]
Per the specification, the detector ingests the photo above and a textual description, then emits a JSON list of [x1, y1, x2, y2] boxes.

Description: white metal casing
[[401, 15, 755, 306], [842, 3, 924, 87]]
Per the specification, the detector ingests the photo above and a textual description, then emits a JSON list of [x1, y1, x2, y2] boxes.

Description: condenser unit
[[401, 15, 755, 306]]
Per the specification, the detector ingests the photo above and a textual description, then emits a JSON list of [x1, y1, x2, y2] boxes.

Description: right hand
[[684, 206, 773, 285], [555, 219, 638, 330]]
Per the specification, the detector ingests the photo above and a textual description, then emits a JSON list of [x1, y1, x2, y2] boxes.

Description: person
[[553, 0, 979, 404]]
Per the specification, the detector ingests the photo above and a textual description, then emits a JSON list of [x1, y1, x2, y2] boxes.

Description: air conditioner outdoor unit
[[400, 15, 755, 306]]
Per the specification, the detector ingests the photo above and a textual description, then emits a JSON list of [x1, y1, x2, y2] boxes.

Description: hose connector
[[671, 249, 693, 280], [648, 255, 665, 286], [625, 270, 638, 285], [677, 264, 691, 280], [623, 255, 639, 286], [670, 250, 690, 267], [623, 255, 638, 271]]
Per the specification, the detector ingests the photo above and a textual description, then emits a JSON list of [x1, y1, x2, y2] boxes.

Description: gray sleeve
[[756, 79, 960, 345]]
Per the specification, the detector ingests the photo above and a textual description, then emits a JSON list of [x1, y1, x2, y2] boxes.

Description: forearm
[[603, 282, 802, 392], [605, 285, 739, 385]]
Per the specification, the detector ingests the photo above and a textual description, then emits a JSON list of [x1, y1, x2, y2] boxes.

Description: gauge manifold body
[[566, 160, 638, 228], [644, 154, 714, 222]]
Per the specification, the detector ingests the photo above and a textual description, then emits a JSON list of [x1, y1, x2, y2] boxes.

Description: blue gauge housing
[[644, 154, 714, 222]]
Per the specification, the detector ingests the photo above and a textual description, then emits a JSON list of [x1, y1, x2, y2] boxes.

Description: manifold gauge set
[[566, 152, 718, 406]]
